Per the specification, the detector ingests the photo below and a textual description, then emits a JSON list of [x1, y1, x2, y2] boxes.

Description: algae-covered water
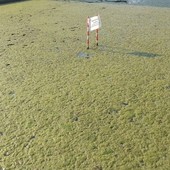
[[0, 0, 170, 169]]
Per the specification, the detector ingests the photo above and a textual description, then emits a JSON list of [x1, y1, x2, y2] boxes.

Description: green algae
[[0, 0, 170, 169]]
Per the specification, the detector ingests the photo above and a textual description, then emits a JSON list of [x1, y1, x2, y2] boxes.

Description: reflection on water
[[128, 0, 143, 4]]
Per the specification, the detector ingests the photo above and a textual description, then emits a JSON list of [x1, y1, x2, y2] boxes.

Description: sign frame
[[86, 15, 101, 49]]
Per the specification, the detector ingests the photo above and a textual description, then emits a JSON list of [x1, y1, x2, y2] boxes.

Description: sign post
[[86, 15, 101, 49], [96, 28, 99, 46], [87, 17, 90, 49]]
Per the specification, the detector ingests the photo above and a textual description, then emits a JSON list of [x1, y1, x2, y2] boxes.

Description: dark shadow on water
[[98, 45, 161, 58], [0, 0, 29, 5], [128, 51, 160, 58]]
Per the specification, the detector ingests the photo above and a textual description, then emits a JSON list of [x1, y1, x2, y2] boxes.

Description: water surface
[[80, 0, 170, 7], [140, 0, 170, 7]]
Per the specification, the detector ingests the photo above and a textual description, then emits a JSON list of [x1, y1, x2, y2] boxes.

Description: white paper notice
[[89, 15, 101, 32]]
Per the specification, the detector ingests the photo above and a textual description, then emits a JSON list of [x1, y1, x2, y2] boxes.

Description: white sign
[[88, 15, 101, 32]]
